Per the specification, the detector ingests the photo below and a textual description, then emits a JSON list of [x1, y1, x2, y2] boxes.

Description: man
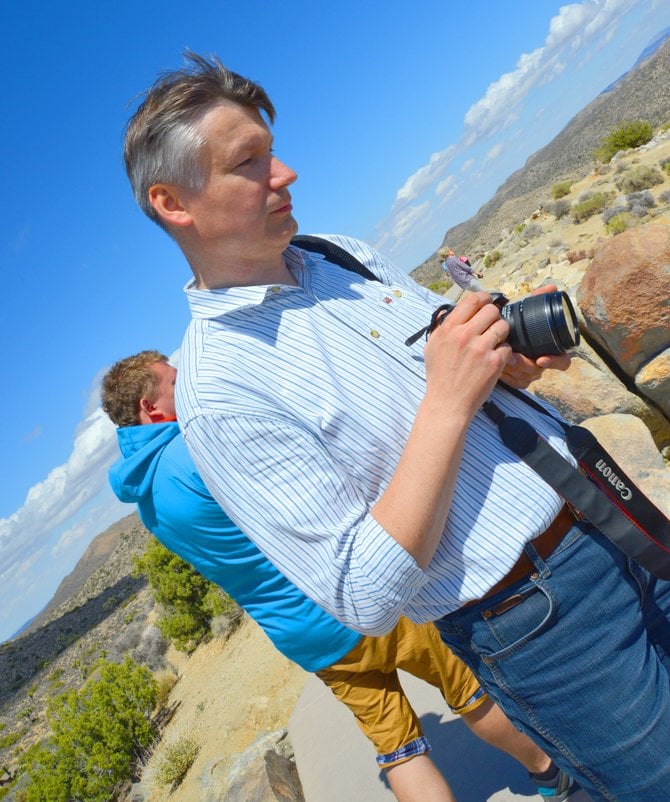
[[101, 350, 568, 802], [123, 53, 670, 799], [438, 247, 484, 294]]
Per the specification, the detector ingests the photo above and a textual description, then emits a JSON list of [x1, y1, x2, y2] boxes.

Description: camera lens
[[500, 291, 579, 358]]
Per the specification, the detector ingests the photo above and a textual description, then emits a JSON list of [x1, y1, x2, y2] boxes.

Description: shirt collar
[[184, 245, 320, 320]]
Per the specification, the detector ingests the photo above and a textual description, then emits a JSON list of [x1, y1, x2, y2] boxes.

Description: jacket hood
[[109, 422, 180, 504]]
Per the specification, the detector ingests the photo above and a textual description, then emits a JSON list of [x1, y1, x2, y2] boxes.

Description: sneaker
[[529, 764, 579, 800]]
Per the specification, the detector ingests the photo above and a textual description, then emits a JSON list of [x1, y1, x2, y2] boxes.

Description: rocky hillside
[[412, 35, 670, 285], [21, 512, 142, 637], [0, 515, 157, 787]]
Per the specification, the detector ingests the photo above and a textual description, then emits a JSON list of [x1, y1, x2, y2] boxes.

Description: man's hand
[[423, 291, 513, 419], [500, 284, 572, 388]]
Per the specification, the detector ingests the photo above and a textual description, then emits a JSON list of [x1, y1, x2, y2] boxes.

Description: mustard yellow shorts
[[315, 616, 486, 768]]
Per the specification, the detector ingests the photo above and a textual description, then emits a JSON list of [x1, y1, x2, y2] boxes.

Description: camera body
[[490, 290, 579, 358]]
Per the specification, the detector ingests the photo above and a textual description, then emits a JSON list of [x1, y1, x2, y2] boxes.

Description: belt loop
[[522, 540, 551, 580]]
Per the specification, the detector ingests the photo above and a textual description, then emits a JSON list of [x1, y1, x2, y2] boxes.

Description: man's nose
[[270, 156, 297, 189]]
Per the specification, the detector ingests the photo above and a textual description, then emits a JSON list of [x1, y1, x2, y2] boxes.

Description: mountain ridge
[[411, 35, 670, 285]]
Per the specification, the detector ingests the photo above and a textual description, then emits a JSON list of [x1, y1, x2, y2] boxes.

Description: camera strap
[[483, 384, 670, 579]]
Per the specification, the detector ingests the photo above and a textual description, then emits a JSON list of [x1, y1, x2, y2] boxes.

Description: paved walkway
[[289, 670, 592, 802]]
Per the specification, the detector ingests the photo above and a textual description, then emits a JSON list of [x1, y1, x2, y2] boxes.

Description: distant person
[[101, 350, 572, 802], [438, 247, 484, 295]]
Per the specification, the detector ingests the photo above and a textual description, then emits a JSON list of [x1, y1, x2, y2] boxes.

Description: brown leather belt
[[477, 504, 578, 603]]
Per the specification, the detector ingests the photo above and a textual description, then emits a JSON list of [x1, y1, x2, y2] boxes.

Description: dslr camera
[[405, 290, 580, 358], [490, 290, 579, 358]]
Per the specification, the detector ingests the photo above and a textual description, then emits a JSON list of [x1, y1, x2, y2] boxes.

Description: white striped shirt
[[176, 235, 572, 635]]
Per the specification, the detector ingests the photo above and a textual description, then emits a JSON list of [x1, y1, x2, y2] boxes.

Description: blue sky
[[1, 0, 668, 642]]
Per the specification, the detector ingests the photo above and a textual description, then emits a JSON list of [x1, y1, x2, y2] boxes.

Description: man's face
[[148, 361, 177, 420], [179, 101, 298, 266]]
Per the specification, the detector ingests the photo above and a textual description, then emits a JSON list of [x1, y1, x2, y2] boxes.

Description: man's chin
[[282, 215, 299, 243]]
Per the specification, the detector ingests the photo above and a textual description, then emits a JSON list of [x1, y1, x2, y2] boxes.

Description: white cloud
[[394, 147, 456, 207], [483, 143, 504, 164], [435, 176, 460, 209], [0, 407, 118, 581], [52, 520, 89, 558], [435, 175, 457, 199], [374, 201, 432, 254]]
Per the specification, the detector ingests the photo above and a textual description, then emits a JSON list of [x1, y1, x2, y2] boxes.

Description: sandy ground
[[140, 616, 308, 801]]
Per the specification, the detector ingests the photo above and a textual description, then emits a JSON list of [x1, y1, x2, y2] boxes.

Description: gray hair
[[124, 51, 276, 229]]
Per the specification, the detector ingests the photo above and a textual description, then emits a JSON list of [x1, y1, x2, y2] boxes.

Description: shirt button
[[370, 329, 380, 339], [270, 286, 281, 293], [392, 289, 403, 298]]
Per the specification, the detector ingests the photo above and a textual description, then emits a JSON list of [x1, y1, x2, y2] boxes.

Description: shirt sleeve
[[182, 410, 429, 635]]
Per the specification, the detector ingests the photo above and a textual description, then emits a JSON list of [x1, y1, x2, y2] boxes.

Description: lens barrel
[[500, 291, 579, 358]]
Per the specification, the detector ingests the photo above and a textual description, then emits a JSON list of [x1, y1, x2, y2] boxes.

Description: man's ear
[[148, 184, 193, 228], [138, 396, 165, 424]]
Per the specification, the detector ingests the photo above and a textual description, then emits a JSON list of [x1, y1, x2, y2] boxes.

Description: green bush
[[614, 165, 664, 193], [570, 192, 611, 223], [551, 181, 572, 199], [594, 120, 653, 163], [605, 212, 632, 236], [21, 658, 156, 802], [0, 730, 21, 749], [483, 250, 502, 268], [154, 735, 200, 787], [134, 538, 238, 652], [659, 157, 670, 176], [427, 279, 452, 294]]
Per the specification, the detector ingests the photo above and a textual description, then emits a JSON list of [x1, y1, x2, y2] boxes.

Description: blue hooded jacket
[[109, 421, 360, 671]]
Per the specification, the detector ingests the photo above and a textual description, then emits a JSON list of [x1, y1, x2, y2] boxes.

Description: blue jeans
[[434, 522, 670, 801]]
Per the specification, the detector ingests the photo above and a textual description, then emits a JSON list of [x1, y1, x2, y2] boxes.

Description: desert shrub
[[154, 735, 200, 787], [552, 181, 572, 199], [484, 250, 502, 268], [427, 279, 452, 294], [659, 157, 670, 175], [566, 249, 588, 264], [614, 165, 664, 193], [0, 730, 21, 750], [514, 223, 526, 234], [523, 222, 543, 239], [21, 657, 156, 802], [626, 190, 656, 217], [594, 120, 654, 162], [605, 212, 632, 236], [659, 189, 670, 204], [134, 538, 238, 653], [130, 624, 169, 671], [602, 205, 628, 224], [154, 671, 179, 709], [210, 606, 245, 639], [570, 192, 611, 223], [548, 198, 571, 219]]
